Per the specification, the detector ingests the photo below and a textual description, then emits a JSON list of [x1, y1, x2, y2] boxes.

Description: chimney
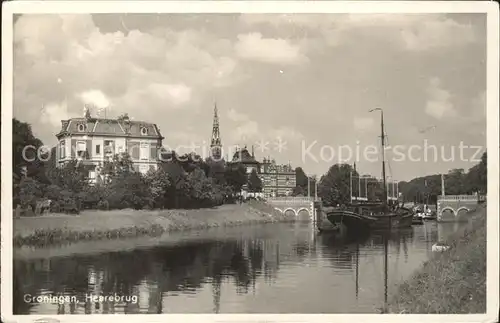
[[251, 145, 255, 158], [84, 104, 92, 119]]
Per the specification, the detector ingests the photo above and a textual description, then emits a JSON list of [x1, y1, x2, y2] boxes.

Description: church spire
[[210, 102, 222, 159]]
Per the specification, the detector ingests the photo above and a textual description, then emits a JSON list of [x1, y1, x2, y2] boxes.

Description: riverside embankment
[[387, 205, 487, 314], [13, 201, 295, 247]]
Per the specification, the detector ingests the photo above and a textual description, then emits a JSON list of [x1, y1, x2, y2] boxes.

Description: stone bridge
[[266, 197, 317, 221], [437, 195, 482, 222]]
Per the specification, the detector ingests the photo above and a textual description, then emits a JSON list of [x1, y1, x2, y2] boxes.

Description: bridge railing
[[266, 196, 317, 203], [438, 195, 480, 201]]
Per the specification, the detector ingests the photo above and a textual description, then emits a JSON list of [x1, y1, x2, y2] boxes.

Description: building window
[[95, 145, 101, 155], [140, 127, 148, 135], [140, 142, 149, 160], [76, 141, 87, 158], [104, 140, 115, 156], [77, 124, 86, 132], [59, 140, 66, 159]]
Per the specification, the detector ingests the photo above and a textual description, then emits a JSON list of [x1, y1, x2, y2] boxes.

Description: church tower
[[210, 103, 222, 160]]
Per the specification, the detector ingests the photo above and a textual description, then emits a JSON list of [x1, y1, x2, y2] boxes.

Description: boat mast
[[355, 242, 359, 300], [383, 235, 389, 312], [370, 108, 389, 313], [370, 108, 388, 206], [350, 170, 353, 204]]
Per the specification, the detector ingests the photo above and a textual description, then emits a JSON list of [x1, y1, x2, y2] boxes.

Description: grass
[[387, 205, 487, 314], [13, 202, 297, 247]]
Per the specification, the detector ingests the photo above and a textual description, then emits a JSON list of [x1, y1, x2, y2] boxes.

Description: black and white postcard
[[2, 1, 499, 323]]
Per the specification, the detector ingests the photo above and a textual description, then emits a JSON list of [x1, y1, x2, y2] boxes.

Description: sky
[[13, 13, 487, 181]]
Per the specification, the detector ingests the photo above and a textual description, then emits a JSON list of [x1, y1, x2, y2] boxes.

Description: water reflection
[[14, 222, 466, 314]]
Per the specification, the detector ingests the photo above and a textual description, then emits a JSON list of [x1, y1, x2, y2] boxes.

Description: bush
[[60, 196, 79, 214], [18, 178, 42, 210], [50, 201, 61, 213], [97, 199, 109, 210]]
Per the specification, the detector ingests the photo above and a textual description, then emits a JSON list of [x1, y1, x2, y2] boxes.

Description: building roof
[[230, 147, 259, 164], [55, 116, 163, 140]]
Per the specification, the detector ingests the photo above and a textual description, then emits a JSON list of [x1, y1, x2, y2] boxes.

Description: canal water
[[13, 221, 465, 314]]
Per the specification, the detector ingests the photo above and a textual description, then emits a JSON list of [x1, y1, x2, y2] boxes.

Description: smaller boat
[[431, 242, 451, 252], [422, 211, 437, 221], [412, 216, 424, 225]]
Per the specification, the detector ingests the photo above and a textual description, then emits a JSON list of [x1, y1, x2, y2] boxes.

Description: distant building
[[259, 158, 296, 197], [55, 106, 164, 182], [209, 103, 222, 160], [228, 146, 260, 174], [227, 146, 296, 197]]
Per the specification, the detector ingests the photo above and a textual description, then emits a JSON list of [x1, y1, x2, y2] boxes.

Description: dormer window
[[77, 124, 86, 132], [140, 127, 148, 135]]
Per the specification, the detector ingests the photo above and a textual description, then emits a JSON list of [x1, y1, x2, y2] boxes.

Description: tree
[[100, 153, 150, 209], [144, 167, 171, 209], [293, 167, 317, 197], [13, 119, 44, 180], [295, 167, 309, 188], [17, 177, 43, 210], [46, 160, 90, 194], [101, 152, 134, 182], [224, 164, 247, 193], [465, 151, 487, 194], [292, 185, 306, 196], [206, 157, 226, 185], [185, 168, 217, 207], [247, 169, 263, 192], [444, 168, 466, 195], [318, 163, 357, 206]]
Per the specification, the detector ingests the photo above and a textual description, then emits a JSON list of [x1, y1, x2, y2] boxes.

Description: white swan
[[432, 242, 451, 252]]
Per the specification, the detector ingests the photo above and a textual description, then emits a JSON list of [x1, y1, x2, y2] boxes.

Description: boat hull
[[325, 207, 413, 233], [412, 217, 424, 225]]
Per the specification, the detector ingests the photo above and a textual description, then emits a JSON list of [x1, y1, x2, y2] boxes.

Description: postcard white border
[[2, 1, 499, 323]]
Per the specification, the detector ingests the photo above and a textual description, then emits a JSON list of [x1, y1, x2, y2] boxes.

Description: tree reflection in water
[[14, 235, 309, 314], [14, 223, 441, 314]]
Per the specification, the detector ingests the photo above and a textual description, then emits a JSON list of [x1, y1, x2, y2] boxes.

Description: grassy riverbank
[[13, 201, 295, 247], [387, 206, 486, 314]]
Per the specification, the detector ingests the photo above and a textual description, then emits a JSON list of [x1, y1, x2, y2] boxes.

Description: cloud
[[234, 32, 307, 65], [78, 89, 111, 109], [399, 17, 476, 51], [227, 108, 249, 122], [239, 14, 477, 52], [40, 100, 70, 128], [234, 121, 260, 139], [353, 117, 374, 131], [268, 126, 304, 141], [474, 90, 486, 117], [425, 77, 457, 119], [12, 13, 485, 181], [148, 83, 192, 106], [224, 108, 260, 140], [13, 14, 242, 143]]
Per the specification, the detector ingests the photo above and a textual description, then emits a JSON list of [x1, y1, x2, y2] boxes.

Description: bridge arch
[[296, 207, 310, 215], [455, 207, 470, 216], [274, 207, 283, 214], [283, 208, 297, 216], [296, 208, 312, 221], [440, 206, 456, 217]]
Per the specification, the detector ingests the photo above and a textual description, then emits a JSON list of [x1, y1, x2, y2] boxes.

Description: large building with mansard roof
[[55, 106, 164, 182]]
